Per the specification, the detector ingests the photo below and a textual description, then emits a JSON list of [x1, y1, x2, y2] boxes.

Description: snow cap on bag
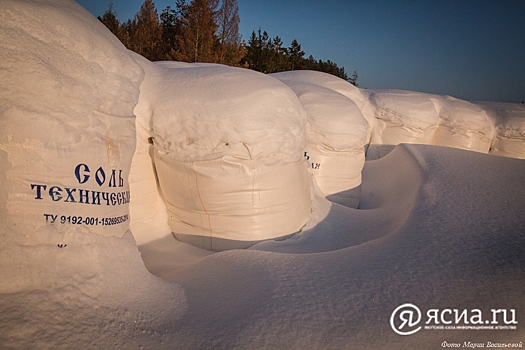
[[147, 64, 307, 162], [272, 70, 374, 142]]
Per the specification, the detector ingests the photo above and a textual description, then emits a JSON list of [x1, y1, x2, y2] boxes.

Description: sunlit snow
[[1, 1, 524, 349]]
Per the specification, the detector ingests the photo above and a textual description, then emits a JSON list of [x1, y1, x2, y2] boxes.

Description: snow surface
[[1, 1, 525, 349], [5, 144, 524, 349]]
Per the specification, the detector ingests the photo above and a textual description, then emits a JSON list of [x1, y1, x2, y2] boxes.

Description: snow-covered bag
[[476, 102, 525, 159], [271, 71, 374, 142], [0, 0, 143, 248], [365, 90, 440, 146], [133, 63, 311, 250], [431, 96, 495, 153], [273, 77, 368, 208]]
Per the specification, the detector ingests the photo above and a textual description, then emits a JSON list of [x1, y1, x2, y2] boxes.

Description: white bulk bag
[[431, 96, 495, 153], [135, 64, 311, 250], [0, 0, 142, 246], [275, 80, 368, 208], [477, 102, 525, 159], [154, 153, 310, 250], [366, 90, 440, 145]]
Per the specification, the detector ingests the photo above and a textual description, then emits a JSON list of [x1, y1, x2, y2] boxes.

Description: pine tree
[[288, 39, 304, 70], [349, 71, 358, 86], [243, 30, 288, 73], [131, 0, 163, 61], [160, 6, 177, 58], [119, 19, 134, 49], [174, 0, 218, 63], [98, 3, 120, 36], [243, 30, 262, 71], [98, 3, 130, 47], [267, 36, 288, 73]]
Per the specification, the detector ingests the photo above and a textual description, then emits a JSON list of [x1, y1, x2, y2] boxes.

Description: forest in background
[[98, 0, 358, 84]]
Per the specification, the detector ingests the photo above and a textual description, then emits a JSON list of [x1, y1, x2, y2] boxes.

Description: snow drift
[[270, 70, 367, 110], [272, 70, 373, 139], [362, 89, 440, 160], [0, 0, 185, 310], [0, 1, 187, 347], [137, 144, 525, 350], [4, 137, 525, 349]]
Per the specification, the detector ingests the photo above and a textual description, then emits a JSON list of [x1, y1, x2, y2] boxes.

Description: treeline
[[243, 29, 357, 83], [98, 0, 357, 84]]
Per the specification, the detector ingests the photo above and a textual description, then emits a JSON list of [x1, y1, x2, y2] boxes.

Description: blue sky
[[77, 0, 525, 103]]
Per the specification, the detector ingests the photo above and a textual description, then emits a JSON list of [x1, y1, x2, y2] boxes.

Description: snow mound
[[361, 91, 501, 159], [0, 4, 185, 343], [128, 54, 172, 246], [252, 143, 424, 253], [477, 102, 525, 159], [0, 7, 185, 349], [2, 1, 525, 348], [0, 231, 187, 349], [275, 80, 367, 151]]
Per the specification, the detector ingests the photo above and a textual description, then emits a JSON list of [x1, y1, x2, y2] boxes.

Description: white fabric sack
[[155, 153, 311, 250], [0, 0, 142, 246], [431, 96, 495, 153], [134, 63, 311, 250], [274, 79, 368, 208], [476, 102, 525, 159], [365, 90, 440, 146]]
